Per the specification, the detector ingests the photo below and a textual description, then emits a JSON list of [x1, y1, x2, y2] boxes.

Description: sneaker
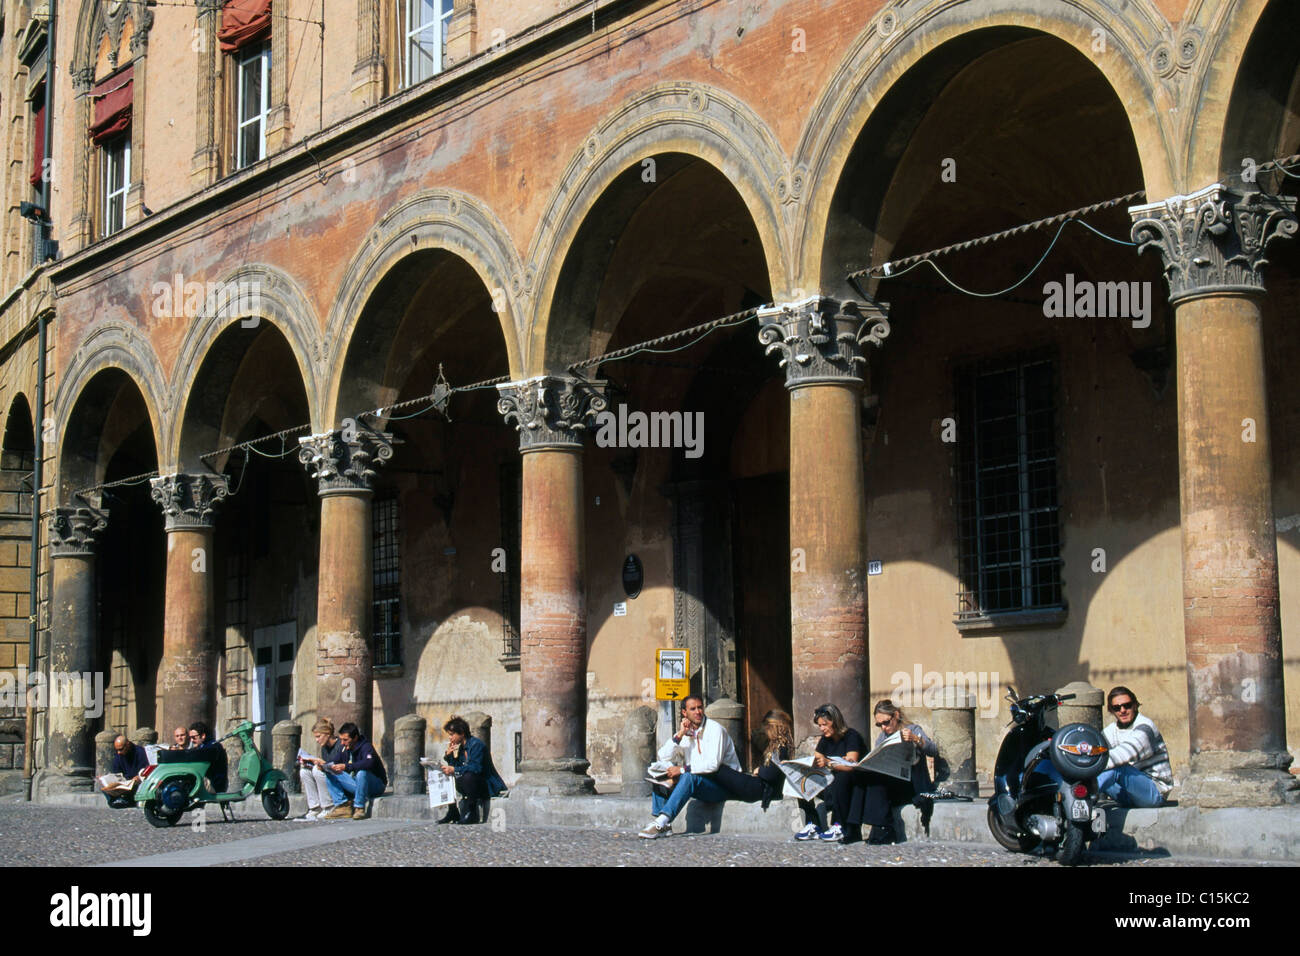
[[818, 823, 844, 842], [323, 803, 352, 820], [351, 806, 368, 820], [794, 822, 822, 842], [637, 821, 671, 839]]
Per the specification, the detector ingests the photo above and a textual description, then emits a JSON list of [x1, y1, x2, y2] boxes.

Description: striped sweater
[[1103, 713, 1173, 794]]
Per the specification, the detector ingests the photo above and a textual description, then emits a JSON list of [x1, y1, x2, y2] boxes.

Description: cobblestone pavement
[[0, 802, 1283, 867]]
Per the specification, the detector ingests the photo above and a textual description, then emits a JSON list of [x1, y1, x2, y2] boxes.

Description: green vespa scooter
[[134, 720, 290, 827]]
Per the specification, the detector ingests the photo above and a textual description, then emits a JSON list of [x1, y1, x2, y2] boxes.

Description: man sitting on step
[[638, 695, 740, 839]]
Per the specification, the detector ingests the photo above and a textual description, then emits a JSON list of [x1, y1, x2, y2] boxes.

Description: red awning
[[29, 100, 45, 187], [90, 66, 134, 146], [218, 0, 272, 53]]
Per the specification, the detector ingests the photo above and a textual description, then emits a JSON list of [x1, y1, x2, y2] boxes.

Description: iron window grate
[[955, 356, 1063, 620]]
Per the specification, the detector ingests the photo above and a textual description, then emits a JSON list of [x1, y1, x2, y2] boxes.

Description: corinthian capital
[[1130, 185, 1298, 303], [150, 473, 229, 531], [757, 296, 889, 389], [496, 375, 608, 451], [297, 418, 396, 495], [50, 503, 109, 557]]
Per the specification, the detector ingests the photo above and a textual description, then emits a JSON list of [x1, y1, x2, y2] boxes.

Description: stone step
[[25, 786, 1300, 862]]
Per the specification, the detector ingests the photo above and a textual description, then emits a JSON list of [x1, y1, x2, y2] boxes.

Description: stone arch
[[70, 1, 153, 77], [53, 322, 166, 499], [526, 81, 794, 370], [167, 264, 323, 464], [325, 189, 525, 422], [792, 0, 1180, 287], [1191, 0, 1300, 186]]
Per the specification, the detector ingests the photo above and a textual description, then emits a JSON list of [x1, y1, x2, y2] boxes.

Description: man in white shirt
[[1099, 686, 1173, 808], [638, 695, 741, 839]]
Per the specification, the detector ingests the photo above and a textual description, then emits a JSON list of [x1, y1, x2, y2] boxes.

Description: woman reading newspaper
[[859, 700, 938, 844], [710, 709, 796, 810], [783, 703, 872, 845]]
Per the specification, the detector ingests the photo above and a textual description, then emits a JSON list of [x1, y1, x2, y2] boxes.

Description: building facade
[[0, 0, 1296, 806]]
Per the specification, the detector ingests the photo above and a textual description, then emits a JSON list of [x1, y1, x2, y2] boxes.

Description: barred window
[[372, 493, 401, 667], [955, 356, 1063, 623]]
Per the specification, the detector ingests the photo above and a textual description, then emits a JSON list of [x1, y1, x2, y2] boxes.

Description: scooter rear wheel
[[986, 806, 1038, 853], [1057, 823, 1086, 866], [261, 781, 290, 820]]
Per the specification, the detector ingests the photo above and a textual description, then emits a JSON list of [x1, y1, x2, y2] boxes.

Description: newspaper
[[425, 767, 457, 809], [646, 760, 675, 793], [827, 731, 915, 782], [96, 773, 138, 794], [776, 756, 832, 800]]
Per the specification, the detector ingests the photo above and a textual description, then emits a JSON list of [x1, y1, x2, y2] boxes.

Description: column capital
[[496, 375, 608, 452], [49, 503, 109, 557], [1129, 185, 1298, 303], [757, 296, 889, 389], [297, 419, 396, 496], [149, 473, 229, 531]]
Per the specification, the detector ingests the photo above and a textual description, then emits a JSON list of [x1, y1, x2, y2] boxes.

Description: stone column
[[1056, 681, 1104, 731], [621, 706, 657, 797], [758, 297, 889, 741], [150, 473, 228, 736], [931, 688, 977, 797], [272, 720, 302, 792], [94, 730, 118, 780], [1131, 185, 1298, 806], [497, 375, 606, 794], [298, 420, 395, 734], [393, 714, 427, 795], [44, 503, 109, 792]]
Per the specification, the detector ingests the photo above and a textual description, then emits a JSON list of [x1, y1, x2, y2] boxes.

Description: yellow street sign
[[655, 647, 690, 701]]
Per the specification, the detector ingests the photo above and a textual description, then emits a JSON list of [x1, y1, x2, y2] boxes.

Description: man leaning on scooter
[[322, 722, 388, 820]]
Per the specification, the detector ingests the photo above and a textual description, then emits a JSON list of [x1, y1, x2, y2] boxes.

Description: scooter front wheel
[[142, 801, 182, 828], [261, 782, 290, 820], [986, 806, 1038, 853]]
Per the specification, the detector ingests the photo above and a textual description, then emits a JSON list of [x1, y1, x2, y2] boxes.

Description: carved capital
[[72, 67, 95, 93], [1130, 185, 1298, 303], [50, 504, 109, 557], [496, 376, 607, 451], [297, 420, 396, 495], [150, 473, 228, 531], [757, 296, 889, 389]]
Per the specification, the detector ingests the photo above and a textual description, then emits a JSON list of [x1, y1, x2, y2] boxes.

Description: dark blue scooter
[[987, 687, 1109, 865]]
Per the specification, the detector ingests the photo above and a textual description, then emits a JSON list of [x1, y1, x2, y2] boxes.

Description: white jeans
[[300, 765, 333, 809]]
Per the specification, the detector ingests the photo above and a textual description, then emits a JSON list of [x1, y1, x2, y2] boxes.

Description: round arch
[[53, 322, 167, 499], [1194, 0, 1300, 186], [167, 264, 322, 465], [526, 81, 794, 369], [792, 0, 1178, 287], [325, 189, 526, 421]]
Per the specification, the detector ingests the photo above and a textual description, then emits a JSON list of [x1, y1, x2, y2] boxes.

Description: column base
[[1179, 751, 1298, 808], [515, 758, 596, 795], [33, 767, 95, 798]]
